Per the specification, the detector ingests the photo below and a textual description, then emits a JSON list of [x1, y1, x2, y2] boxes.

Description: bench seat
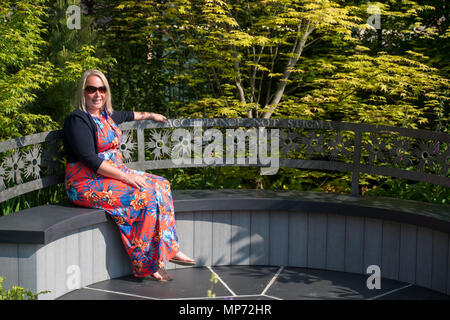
[[1, 190, 449, 299]]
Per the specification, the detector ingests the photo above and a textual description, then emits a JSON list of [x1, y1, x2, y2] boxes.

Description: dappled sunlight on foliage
[[1, 0, 448, 213]]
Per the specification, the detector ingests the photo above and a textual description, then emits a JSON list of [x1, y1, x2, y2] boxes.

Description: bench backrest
[[0, 118, 449, 203]]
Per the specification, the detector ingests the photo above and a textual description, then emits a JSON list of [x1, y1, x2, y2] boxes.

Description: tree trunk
[[262, 24, 313, 119]]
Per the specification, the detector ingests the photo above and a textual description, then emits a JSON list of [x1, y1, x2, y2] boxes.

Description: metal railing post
[[351, 130, 362, 196]]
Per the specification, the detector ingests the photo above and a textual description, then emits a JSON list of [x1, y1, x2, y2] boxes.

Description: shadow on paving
[[58, 266, 450, 300]]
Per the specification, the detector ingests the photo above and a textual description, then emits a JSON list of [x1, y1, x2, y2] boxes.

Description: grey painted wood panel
[[103, 221, 128, 279], [35, 245, 49, 300], [231, 210, 251, 265], [307, 212, 327, 269], [448, 237, 450, 295], [0, 243, 18, 290], [431, 231, 448, 294], [66, 231, 80, 292], [288, 212, 308, 267], [92, 223, 108, 283], [416, 227, 433, 288], [250, 210, 269, 265], [381, 221, 400, 280], [399, 224, 417, 284], [269, 211, 289, 266], [18, 244, 38, 293], [101, 222, 115, 278], [54, 236, 66, 298], [212, 211, 232, 266], [175, 212, 194, 269], [165, 260, 176, 270], [116, 226, 132, 276], [78, 225, 94, 287], [326, 214, 345, 271], [364, 218, 382, 271], [194, 211, 213, 266], [345, 216, 364, 274], [3, 206, 450, 300], [43, 240, 56, 300]]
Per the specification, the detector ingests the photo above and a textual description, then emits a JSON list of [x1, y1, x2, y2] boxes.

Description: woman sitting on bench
[[63, 69, 195, 282]]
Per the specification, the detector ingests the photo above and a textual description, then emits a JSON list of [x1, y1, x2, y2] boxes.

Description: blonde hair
[[75, 69, 113, 115]]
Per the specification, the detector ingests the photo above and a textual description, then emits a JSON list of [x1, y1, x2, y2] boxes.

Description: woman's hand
[[122, 172, 149, 189], [133, 111, 167, 123], [150, 112, 167, 123], [97, 162, 149, 189]]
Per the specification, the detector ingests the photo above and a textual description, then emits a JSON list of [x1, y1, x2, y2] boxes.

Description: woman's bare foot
[[150, 267, 173, 281], [172, 251, 195, 264]]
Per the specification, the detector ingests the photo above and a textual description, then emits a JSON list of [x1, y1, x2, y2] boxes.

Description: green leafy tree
[[0, 0, 115, 140], [0, 0, 58, 140], [91, 0, 173, 115], [29, 0, 116, 124], [295, 48, 449, 129], [156, 0, 362, 119], [103, 0, 448, 199], [299, 0, 450, 130], [109, 0, 448, 130]]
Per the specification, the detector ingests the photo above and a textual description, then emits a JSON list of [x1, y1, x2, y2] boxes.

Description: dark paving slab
[[88, 267, 230, 300], [376, 285, 450, 300], [211, 265, 280, 296], [266, 267, 420, 300], [57, 266, 450, 300], [58, 287, 151, 300], [211, 295, 278, 300]]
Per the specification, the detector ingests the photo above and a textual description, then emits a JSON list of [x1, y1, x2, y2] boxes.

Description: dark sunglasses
[[84, 85, 107, 94]]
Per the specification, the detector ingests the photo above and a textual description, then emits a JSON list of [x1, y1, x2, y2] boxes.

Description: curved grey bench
[[0, 189, 449, 299]]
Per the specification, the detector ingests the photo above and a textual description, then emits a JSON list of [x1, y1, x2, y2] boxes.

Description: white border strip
[[366, 284, 414, 300], [207, 266, 237, 297], [263, 294, 283, 300], [164, 295, 234, 300], [261, 266, 284, 295], [166, 294, 273, 300], [83, 286, 159, 300]]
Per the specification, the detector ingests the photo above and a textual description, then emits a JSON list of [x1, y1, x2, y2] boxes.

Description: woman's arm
[[63, 113, 104, 172], [133, 111, 167, 123], [96, 161, 149, 189]]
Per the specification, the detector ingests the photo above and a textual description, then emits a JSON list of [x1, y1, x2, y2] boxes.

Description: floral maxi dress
[[64, 110, 179, 277]]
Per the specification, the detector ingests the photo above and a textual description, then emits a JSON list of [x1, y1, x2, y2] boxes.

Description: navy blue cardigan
[[63, 109, 134, 172]]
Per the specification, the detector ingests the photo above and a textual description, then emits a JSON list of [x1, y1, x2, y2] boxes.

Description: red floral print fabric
[[65, 110, 179, 277]]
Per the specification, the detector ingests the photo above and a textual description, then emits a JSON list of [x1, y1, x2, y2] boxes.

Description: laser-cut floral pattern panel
[[0, 131, 65, 202], [0, 118, 449, 203], [361, 132, 449, 175], [279, 129, 354, 161]]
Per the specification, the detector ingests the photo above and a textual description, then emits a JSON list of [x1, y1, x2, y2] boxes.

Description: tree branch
[[250, 45, 264, 104], [263, 45, 279, 109], [232, 45, 247, 105], [263, 21, 315, 119]]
